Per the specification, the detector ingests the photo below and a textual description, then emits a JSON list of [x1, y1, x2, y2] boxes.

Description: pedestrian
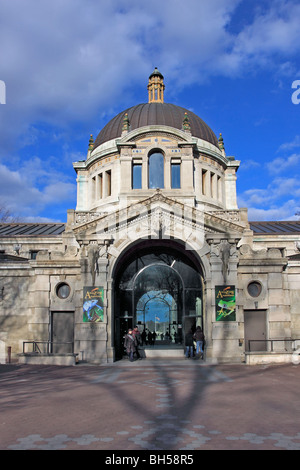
[[193, 326, 205, 358], [132, 325, 142, 359], [152, 331, 156, 345], [124, 328, 137, 362], [141, 329, 147, 346], [148, 330, 153, 346], [185, 329, 194, 358]]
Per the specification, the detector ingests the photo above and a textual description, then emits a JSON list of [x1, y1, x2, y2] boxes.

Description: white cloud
[[226, 0, 300, 72], [266, 154, 300, 174], [1, 0, 299, 156], [0, 160, 76, 220], [1, 0, 300, 221], [239, 159, 261, 171], [238, 175, 300, 220], [245, 200, 300, 221], [277, 135, 300, 152]]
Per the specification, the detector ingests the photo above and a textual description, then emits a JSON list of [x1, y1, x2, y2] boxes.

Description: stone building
[[1, 69, 300, 365]]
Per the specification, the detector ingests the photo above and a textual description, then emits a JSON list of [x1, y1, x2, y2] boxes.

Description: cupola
[[147, 67, 165, 103]]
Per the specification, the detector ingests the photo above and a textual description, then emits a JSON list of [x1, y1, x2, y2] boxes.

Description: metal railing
[[22, 341, 74, 354], [248, 339, 300, 353]]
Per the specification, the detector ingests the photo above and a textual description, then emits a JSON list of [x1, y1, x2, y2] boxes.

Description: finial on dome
[[88, 134, 94, 151], [182, 112, 191, 133], [122, 113, 130, 132], [87, 134, 94, 157], [218, 133, 225, 150], [148, 67, 165, 103]]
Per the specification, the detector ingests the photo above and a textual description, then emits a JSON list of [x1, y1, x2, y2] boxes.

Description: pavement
[[0, 358, 300, 453]]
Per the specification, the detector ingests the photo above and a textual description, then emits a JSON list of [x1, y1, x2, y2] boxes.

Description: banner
[[83, 287, 104, 322], [215, 285, 236, 321]]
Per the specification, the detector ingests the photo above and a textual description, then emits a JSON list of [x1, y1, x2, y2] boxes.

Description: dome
[[93, 102, 219, 150]]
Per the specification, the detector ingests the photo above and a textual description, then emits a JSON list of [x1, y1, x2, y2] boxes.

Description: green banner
[[83, 287, 104, 322], [215, 285, 236, 321]]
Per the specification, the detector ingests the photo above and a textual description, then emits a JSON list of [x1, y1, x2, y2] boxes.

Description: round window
[[56, 282, 70, 299], [247, 281, 262, 298]]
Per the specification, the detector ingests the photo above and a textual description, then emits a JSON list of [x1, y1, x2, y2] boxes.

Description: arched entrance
[[114, 240, 204, 359]]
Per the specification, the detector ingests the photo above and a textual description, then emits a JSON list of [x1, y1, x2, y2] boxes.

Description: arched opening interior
[[114, 240, 204, 358]]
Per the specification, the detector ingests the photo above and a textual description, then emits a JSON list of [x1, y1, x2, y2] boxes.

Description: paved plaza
[[0, 359, 299, 451]]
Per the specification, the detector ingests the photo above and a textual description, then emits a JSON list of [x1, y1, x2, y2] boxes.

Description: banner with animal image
[[215, 285, 236, 321], [83, 287, 104, 322]]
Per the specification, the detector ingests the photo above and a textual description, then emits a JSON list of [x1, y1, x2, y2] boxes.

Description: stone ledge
[[18, 353, 78, 366], [245, 352, 294, 365]]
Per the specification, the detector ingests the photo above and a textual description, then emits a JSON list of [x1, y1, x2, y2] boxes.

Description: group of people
[[185, 326, 205, 359], [124, 324, 205, 361], [141, 329, 156, 346], [124, 326, 142, 362]]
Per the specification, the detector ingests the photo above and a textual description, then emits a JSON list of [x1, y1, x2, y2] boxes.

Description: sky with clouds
[[0, 0, 299, 222]]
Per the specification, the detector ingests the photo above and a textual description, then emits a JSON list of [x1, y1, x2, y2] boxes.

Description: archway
[[113, 240, 204, 359]]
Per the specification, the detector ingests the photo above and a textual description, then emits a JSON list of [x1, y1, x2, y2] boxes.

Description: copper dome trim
[[93, 103, 219, 150]]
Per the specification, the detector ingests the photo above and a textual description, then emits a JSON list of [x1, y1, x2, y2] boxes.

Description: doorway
[[136, 290, 179, 344], [244, 310, 267, 352], [113, 240, 204, 358], [51, 311, 74, 353]]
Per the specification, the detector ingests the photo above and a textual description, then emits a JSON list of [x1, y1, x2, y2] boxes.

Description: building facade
[[1, 69, 300, 365]]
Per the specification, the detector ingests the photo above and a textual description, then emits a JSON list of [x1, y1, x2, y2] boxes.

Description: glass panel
[[118, 291, 132, 317], [149, 152, 164, 188], [132, 164, 142, 189], [134, 265, 180, 294], [56, 283, 70, 299], [185, 290, 202, 318], [247, 281, 262, 297], [174, 259, 202, 288], [171, 163, 180, 188]]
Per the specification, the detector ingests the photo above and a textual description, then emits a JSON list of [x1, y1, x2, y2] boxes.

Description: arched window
[[149, 151, 164, 189]]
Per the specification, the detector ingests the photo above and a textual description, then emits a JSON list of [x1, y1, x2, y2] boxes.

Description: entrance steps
[[141, 346, 184, 359]]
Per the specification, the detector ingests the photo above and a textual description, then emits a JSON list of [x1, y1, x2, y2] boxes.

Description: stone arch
[[110, 238, 206, 359]]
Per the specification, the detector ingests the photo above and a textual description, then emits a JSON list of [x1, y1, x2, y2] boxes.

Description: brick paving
[[0, 359, 299, 451]]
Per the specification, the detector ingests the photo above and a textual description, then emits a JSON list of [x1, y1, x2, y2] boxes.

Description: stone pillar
[[206, 234, 242, 363], [76, 173, 89, 211], [224, 160, 240, 210], [119, 144, 134, 193], [180, 145, 194, 191]]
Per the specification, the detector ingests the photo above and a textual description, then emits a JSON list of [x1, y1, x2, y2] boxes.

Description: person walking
[[193, 326, 205, 358], [124, 328, 137, 362], [132, 325, 142, 359], [185, 329, 194, 358]]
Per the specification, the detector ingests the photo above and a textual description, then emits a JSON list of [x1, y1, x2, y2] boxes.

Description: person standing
[[124, 328, 137, 362], [185, 329, 194, 358], [193, 326, 205, 358], [141, 329, 147, 346]]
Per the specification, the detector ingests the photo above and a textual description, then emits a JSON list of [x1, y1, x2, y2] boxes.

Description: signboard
[[83, 287, 104, 322], [215, 285, 236, 322]]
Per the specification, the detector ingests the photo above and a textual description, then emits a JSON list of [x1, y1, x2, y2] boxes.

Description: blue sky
[[0, 0, 299, 222]]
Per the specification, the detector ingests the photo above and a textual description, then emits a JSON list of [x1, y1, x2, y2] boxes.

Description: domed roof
[[93, 102, 219, 150]]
